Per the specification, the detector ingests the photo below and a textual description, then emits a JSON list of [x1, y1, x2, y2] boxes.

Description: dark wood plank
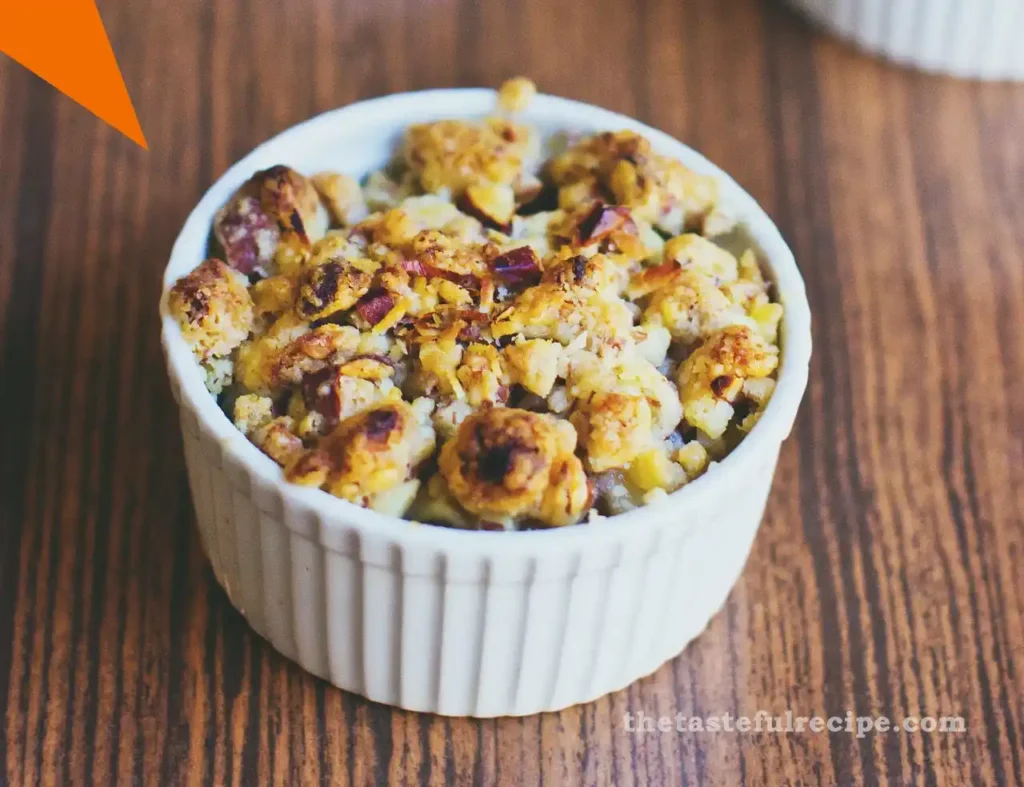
[[2, 0, 1022, 784]]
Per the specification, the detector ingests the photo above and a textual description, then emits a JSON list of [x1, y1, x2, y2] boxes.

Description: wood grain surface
[[2, 0, 1022, 784]]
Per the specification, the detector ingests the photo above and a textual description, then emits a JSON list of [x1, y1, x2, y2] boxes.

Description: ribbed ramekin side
[[790, 0, 1024, 80], [178, 402, 785, 715], [652, 448, 779, 665]]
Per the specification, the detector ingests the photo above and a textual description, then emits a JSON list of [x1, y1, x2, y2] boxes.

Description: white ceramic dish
[[160, 89, 812, 717], [790, 0, 1024, 80]]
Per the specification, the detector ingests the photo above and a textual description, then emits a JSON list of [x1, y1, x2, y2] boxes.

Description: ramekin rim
[[160, 87, 812, 554]]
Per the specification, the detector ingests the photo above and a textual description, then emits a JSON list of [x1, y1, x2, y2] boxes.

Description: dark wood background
[[2, 0, 1022, 784]]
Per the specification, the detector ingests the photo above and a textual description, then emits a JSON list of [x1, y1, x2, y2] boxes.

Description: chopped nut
[[488, 246, 542, 286], [312, 171, 370, 227], [214, 195, 280, 275], [354, 288, 396, 327], [337, 355, 396, 381], [460, 184, 516, 231], [575, 202, 632, 245]]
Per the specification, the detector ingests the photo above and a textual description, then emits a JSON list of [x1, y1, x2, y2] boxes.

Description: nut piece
[[488, 246, 542, 286], [503, 338, 561, 397], [337, 355, 396, 381], [272, 323, 359, 387], [213, 196, 280, 275], [497, 77, 537, 113], [300, 364, 388, 427], [354, 288, 397, 327], [625, 447, 686, 493], [438, 407, 588, 526], [312, 171, 370, 227], [459, 183, 516, 231], [235, 316, 360, 392], [662, 233, 739, 284], [575, 202, 632, 245], [233, 393, 275, 436], [168, 259, 253, 360], [250, 275, 295, 320], [549, 130, 720, 235], [403, 118, 536, 195], [455, 344, 510, 407]]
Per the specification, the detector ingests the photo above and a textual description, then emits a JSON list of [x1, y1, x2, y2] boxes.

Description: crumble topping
[[167, 78, 784, 529]]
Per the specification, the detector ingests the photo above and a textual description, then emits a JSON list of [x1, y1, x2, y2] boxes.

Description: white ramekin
[[160, 89, 812, 717], [789, 0, 1024, 80]]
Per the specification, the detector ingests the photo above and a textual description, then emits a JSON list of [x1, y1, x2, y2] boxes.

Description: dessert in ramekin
[[160, 80, 811, 716]]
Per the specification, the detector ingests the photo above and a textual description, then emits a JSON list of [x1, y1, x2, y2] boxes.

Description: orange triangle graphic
[[0, 0, 147, 148]]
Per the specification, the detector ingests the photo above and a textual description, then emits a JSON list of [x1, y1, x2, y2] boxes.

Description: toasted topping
[[256, 165, 327, 242], [234, 316, 361, 392], [250, 275, 295, 320], [438, 407, 587, 526], [312, 171, 370, 227], [253, 417, 305, 467], [626, 447, 686, 494], [286, 401, 435, 505], [168, 259, 253, 360], [214, 166, 328, 278], [503, 338, 561, 397], [550, 130, 719, 235], [213, 196, 280, 275], [497, 77, 537, 114], [300, 364, 392, 428], [677, 325, 779, 439], [662, 233, 739, 283], [168, 80, 784, 528], [572, 392, 653, 472], [232, 393, 275, 436], [403, 117, 539, 195], [460, 183, 516, 231], [297, 260, 373, 320]]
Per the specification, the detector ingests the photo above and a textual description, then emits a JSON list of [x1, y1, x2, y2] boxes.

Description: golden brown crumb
[[438, 407, 588, 526], [677, 324, 779, 439], [286, 401, 435, 507], [167, 259, 253, 360], [256, 165, 328, 243], [214, 166, 328, 277], [549, 131, 719, 235], [312, 171, 369, 227], [497, 77, 537, 113], [571, 392, 653, 472], [253, 417, 305, 467], [403, 118, 538, 195]]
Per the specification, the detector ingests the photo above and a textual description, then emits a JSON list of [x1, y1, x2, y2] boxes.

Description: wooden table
[[2, 0, 1022, 784]]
